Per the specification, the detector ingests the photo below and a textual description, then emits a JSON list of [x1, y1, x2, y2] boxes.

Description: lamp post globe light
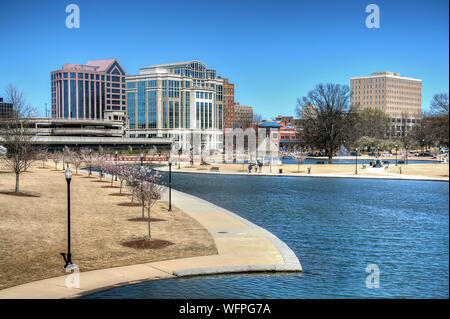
[[168, 157, 173, 212], [355, 148, 358, 175], [61, 167, 73, 268]]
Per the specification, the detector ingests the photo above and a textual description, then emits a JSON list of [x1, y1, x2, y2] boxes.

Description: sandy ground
[[0, 162, 217, 290], [175, 162, 449, 179]]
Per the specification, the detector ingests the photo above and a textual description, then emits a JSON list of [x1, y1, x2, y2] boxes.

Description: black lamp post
[[406, 145, 409, 165], [89, 148, 92, 176], [395, 144, 398, 166], [140, 152, 144, 167], [377, 147, 379, 160], [422, 139, 425, 155], [168, 158, 173, 212], [355, 148, 358, 175], [61, 167, 73, 268], [115, 150, 118, 181]]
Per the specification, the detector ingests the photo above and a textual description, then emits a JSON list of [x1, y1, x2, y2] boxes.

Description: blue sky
[[0, 0, 448, 118]]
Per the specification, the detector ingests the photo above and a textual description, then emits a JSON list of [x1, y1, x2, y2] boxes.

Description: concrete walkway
[[156, 166, 449, 182], [0, 188, 301, 299]]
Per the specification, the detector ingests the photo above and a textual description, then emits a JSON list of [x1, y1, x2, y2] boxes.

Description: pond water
[[82, 174, 449, 299]]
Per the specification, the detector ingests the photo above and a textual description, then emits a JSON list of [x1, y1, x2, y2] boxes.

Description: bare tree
[[253, 113, 264, 124], [295, 83, 357, 163], [38, 147, 49, 168], [431, 93, 449, 115], [52, 153, 60, 169], [0, 85, 38, 193]]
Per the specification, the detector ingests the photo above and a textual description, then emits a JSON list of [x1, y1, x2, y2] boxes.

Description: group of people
[[248, 161, 263, 173], [370, 159, 384, 168]]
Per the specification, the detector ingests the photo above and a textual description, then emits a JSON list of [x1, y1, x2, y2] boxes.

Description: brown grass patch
[[121, 239, 174, 250], [0, 162, 217, 290]]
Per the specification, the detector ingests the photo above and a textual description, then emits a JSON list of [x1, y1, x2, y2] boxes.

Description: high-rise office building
[[222, 78, 235, 127], [350, 72, 422, 137], [125, 61, 224, 150], [51, 59, 127, 120]]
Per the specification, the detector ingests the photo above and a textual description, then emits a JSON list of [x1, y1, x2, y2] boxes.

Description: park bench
[[210, 166, 220, 172]]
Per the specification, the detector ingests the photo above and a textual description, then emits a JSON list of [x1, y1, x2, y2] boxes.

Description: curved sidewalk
[[0, 188, 301, 299]]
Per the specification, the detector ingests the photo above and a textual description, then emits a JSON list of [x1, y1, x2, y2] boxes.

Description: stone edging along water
[[167, 189, 302, 276]]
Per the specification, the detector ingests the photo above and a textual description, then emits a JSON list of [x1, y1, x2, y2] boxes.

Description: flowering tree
[[94, 154, 109, 180], [80, 148, 94, 175], [59, 152, 66, 170], [133, 171, 162, 239], [116, 165, 130, 193], [52, 154, 60, 169], [71, 152, 83, 175], [123, 165, 148, 203], [103, 156, 120, 185], [292, 151, 308, 172], [62, 147, 75, 170]]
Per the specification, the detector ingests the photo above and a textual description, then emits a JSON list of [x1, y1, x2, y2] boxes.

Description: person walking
[[248, 163, 252, 174]]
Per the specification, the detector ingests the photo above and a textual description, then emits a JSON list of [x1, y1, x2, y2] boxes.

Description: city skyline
[[0, 0, 448, 119]]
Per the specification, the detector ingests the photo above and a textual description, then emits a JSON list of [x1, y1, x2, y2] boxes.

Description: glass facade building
[[126, 61, 224, 150], [51, 59, 126, 120]]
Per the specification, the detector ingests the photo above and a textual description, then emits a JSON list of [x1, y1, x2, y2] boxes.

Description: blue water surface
[[83, 174, 449, 299]]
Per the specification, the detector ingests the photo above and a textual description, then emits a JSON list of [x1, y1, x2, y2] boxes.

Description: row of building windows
[[52, 73, 124, 82]]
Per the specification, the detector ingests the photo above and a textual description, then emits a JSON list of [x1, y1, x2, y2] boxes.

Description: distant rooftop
[[351, 72, 421, 82], [61, 58, 121, 72], [142, 60, 205, 69], [259, 121, 282, 128]]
